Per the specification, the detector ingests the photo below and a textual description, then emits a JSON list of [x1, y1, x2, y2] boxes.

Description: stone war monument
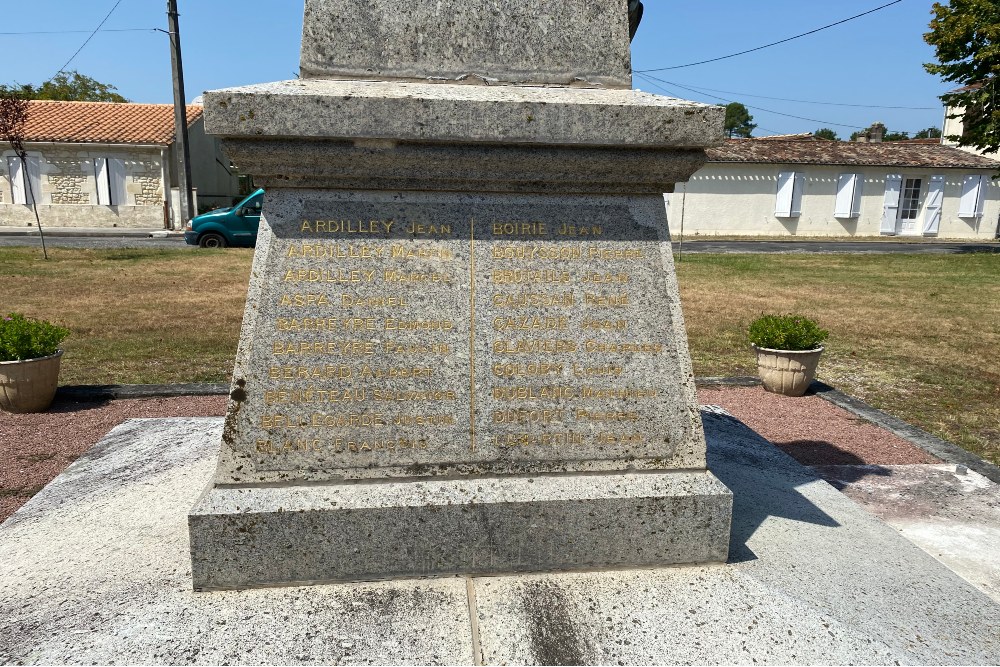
[[189, 0, 732, 590]]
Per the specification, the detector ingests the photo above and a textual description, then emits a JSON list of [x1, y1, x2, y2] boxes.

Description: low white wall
[[668, 162, 999, 239]]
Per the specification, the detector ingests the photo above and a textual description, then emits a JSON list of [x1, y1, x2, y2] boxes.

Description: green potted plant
[[0, 313, 70, 413], [748, 314, 828, 397]]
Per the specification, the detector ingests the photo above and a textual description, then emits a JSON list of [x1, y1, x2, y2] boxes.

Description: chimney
[[868, 122, 885, 143]]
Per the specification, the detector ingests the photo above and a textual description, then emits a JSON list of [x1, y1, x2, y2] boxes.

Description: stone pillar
[[189, 0, 731, 590]]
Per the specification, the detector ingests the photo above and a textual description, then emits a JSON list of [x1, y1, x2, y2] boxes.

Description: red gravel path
[[0, 387, 936, 523]]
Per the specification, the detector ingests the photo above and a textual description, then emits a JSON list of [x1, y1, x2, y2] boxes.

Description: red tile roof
[[706, 138, 999, 169], [20, 100, 203, 145]]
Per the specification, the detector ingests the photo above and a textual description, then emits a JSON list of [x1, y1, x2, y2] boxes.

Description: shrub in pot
[[748, 314, 828, 397], [0, 313, 70, 413]]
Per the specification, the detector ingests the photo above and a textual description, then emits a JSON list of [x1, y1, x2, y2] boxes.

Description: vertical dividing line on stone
[[469, 216, 477, 453], [466, 577, 485, 665]]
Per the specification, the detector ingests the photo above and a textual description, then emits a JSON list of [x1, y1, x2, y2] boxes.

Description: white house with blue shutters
[[667, 135, 999, 239]]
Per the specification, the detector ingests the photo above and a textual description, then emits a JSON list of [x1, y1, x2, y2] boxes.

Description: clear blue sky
[[2, 0, 950, 138]]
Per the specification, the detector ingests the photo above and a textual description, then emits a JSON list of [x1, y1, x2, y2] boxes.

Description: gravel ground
[[0, 386, 937, 523]]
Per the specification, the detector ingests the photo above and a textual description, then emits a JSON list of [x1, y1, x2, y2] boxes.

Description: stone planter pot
[[752, 345, 823, 397], [0, 351, 63, 413]]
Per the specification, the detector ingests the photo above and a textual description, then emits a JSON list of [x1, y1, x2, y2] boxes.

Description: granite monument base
[[189, 471, 732, 590]]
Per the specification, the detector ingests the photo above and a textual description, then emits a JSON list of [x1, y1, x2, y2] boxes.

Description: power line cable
[[636, 72, 867, 130], [636, 0, 902, 72], [52, 0, 125, 79], [1, 28, 153, 35], [646, 80, 937, 111], [635, 72, 934, 136]]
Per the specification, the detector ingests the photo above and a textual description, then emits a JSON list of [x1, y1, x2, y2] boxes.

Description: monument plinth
[[189, 0, 732, 590]]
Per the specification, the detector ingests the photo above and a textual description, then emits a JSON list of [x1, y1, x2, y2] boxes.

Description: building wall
[[0, 144, 166, 228], [170, 117, 241, 215], [667, 162, 1000, 239], [942, 104, 997, 159]]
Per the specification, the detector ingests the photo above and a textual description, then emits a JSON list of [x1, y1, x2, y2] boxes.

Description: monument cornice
[[203, 79, 724, 150], [220, 138, 708, 194]]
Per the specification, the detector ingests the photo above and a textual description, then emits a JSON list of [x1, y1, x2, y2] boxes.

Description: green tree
[[724, 102, 756, 138], [914, 127, 943, 139], [0, 71, 128, 103], [884, 130, 911, 141], [814, 128, 839, 141], [924, 0, 1000, 157]]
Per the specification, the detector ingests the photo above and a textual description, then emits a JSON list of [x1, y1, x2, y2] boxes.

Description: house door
[[896, 178, 922, 235]]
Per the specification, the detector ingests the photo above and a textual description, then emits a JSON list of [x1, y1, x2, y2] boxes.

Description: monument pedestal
[[191, 471, 731, 590], [189, 0, 732, 589]]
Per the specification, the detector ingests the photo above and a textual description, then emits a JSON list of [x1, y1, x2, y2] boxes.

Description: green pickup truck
[[184, 189, 264, 248]]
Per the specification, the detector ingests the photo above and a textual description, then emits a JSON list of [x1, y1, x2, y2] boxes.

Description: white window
[[774, 171, 804, 217], [958, 174, 986, 218], [94, 157, 128, 206], [922, 175, 944, 235], [7, 155, 41, 205], [834, 173, 863, 218], [898, 178, 922, 220]]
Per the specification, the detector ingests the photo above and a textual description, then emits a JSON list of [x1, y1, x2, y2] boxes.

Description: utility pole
[[166, 0, 194, 229]]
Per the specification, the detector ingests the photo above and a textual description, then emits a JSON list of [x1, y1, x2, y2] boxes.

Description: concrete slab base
[[2, 413, 999, 664], [816, 463, 1000, 603], [190, 470, 733, 590]]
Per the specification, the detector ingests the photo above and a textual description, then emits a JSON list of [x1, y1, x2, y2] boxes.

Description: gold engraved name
[[557, 224, 604, 237], [392, 414, 455, 426], [255, 437, 429, 455], [265, 388, 367, 404], [385, 319, 454, 332], [491, 431, 586, 447], [493, 386, 577, 400], [492, 316, 568, 332], [283, 269, 376, 283], [372, 389, 456, 401], [574, 409, 639, 422], [301, 219, 394, 234], [341, 294, 409, 308], [585, 341, 663, 354], [359, 365, 433, 379], [580, 386, 658, 399], [491, 269, 571, 284], [383, 269, 451, 284], [286, 243, 385, 259], [261, 413, 387, 428], [492, 246, 582, 260], [493, 221, 547, 235], [280, 294, 330, 307], [269, 365, 353, 380], [581, 272, 629, 284], [581, 318, 628, 331], [277, 317, 377, 332], [493, 339, 577, 354], [584, 292, 630, 307], [493, 409, 565, 424], [406, 222, 451, 235], [272, 340, 376, 356], [491, 292, 575, 308], [391, 244, 454, 260], [588, 247, 642, 260], [383, 341, 451, 354], [492, 362, 564, 377]]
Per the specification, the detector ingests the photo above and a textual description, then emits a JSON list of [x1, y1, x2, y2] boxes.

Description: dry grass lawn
[[0, 247, 253, 385], [676, 252, 1000, 466], [1, 247, 996, 465]]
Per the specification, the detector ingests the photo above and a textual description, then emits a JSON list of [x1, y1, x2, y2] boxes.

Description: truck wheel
[[199, 233, 227, 248]]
